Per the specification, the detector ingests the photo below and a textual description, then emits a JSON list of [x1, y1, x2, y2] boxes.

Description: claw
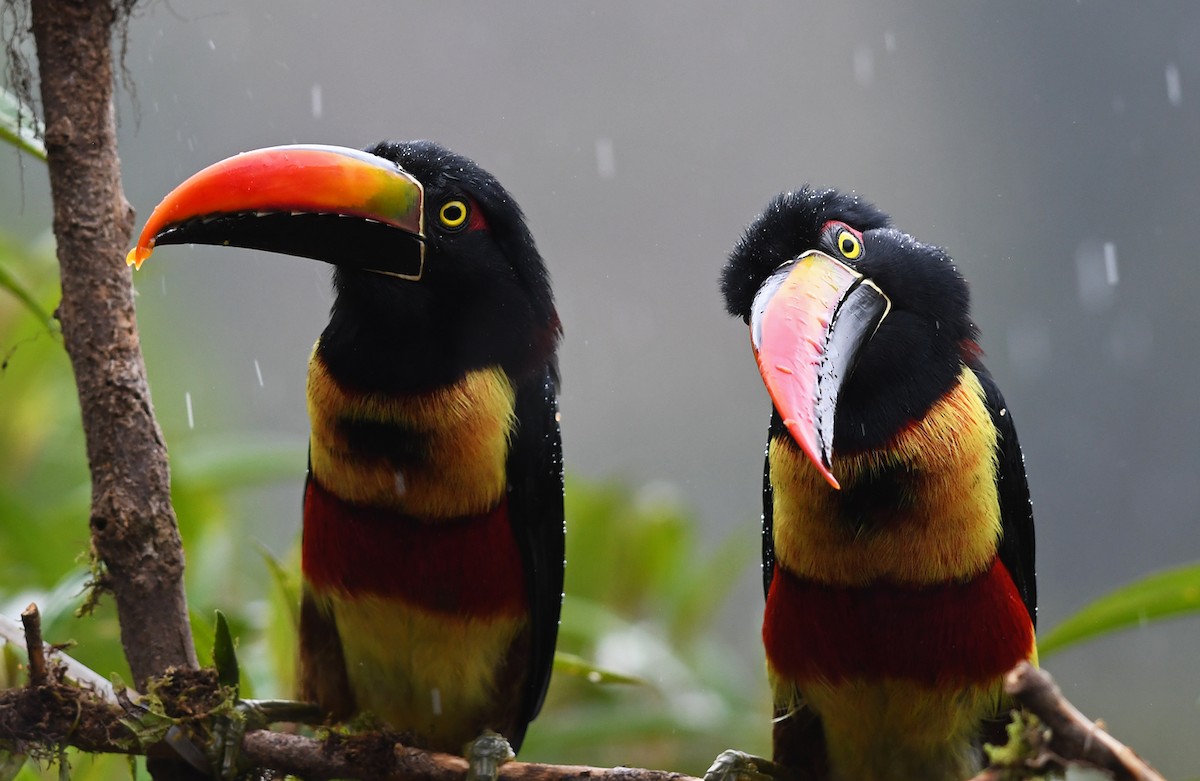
[[704, 749, 782, 781], [464, 730, 515, 781]]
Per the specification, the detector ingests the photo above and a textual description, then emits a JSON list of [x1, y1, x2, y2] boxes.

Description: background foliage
[[3, 67, 1200, 776]]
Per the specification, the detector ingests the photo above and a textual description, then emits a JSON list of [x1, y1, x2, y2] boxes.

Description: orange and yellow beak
[[127, 144, 427, 279], [750, 250, 890, 489]]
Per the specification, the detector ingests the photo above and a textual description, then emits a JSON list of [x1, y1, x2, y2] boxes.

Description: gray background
[[3, 3, 1199, 775]]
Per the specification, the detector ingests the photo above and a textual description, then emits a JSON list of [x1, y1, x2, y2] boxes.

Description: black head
[[322, 140, 559, 393], [722, 186, 977, 453]]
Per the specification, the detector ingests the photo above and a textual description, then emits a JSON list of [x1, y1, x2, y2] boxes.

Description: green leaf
[[0, 257, 55, 333], [211, 610, 240, 693], [0, 750, 26, 781], [258, 545, 300, 630], [553, 651, 645, 686], [1038, 562, 1200, 657], [0, 87, 45, 161]]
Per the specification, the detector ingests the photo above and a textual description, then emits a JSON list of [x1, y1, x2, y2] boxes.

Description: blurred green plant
[[0, 86, 45, 162], [1038, 562, 1200, 658], [522, 477, 765, 772]]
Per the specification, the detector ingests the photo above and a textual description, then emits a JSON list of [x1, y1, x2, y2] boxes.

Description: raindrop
[[1074, 239, 1117, 312], [586, 671, 602, 684], [594, 137, 616, 179], [883, 31, 896, 53], [430, 687, 442, 716], [253, 359, 264, 388], [207, 40, 216, 51], [852, 45, 874, 87], [185, 391, 195, 429], [1103, 242, 1118, 286], [1166, 64, 1182, 107], [311, 84, 323, 119], [394, 471, 407, 496], [161, 276, 167, 296]]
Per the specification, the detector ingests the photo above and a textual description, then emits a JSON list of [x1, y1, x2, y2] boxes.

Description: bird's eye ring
[[438, 199, 469, 231], [836, 229, 863, 260]]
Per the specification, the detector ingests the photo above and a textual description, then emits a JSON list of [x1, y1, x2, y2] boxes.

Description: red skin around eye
[[820, 220, 864, 243], [467, 197, 489, 232]]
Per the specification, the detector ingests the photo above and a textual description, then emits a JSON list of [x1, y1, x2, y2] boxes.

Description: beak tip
[[782, 416, 841, 490], [126, 246, 152, 269]]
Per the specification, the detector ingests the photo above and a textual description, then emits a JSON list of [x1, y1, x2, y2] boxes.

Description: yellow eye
[[836, 229, 862, 260], [438, 199, 469, 230]]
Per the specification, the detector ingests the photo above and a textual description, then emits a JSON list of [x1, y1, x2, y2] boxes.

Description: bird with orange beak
[[714, 187, 1036, 781], [129, 141, 563, 775]]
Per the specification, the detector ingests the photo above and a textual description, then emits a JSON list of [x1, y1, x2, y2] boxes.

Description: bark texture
[[28, 0, 197, 695]]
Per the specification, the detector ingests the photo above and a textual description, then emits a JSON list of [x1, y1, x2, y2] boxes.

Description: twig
[[19, 604, 46, 687], [0, 611, 122, 703], [1003, 662, 1161, 781], [1004, 662, 1165, 781]]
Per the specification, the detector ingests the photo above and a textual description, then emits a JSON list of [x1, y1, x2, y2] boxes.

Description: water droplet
[[595, 137, 616, 179], [254, 359, 264, 388], [311, 84, 323, 119], [430, 687, 442, 715], [852, 45, 874, 87], [185, 391, 194, 429], [1166, 63, 1182, 107], [1074, 239, 1117, 311]]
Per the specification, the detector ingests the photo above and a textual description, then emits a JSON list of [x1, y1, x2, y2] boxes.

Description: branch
[[998, 662, 1166, 781], [1, 650, 1173, 781], [28, 0, 196, 686], [0, 677, 701, 781], [239, 731, 702, 781]]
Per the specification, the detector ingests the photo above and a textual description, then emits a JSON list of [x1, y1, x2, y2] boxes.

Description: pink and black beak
[[127, 144, 427, 280], [749, 250, 891, 489]]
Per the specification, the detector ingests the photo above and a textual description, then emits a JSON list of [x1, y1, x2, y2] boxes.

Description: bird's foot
[[704, 750, 785, 781], [464, 730, 515, 781], [207, 699, 325, 780]]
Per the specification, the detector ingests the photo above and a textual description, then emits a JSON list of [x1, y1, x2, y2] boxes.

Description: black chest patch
[[336, 417, 429, 468], [834, 458, 918, 536]]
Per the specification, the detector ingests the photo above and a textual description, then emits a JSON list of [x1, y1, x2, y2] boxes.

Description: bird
[[716, 187, 1036, 781], [128, 141, 564, 771]]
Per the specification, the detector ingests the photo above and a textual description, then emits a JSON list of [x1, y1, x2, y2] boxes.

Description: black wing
[[761, 410, 785, 599], [971, 361, 1037, 627], [505, 364, 565, 750]]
